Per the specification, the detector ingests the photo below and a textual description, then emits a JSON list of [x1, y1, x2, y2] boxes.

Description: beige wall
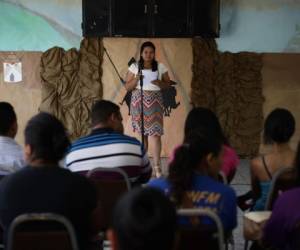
[[1, 48, 300, 158], [0, 52, 42, 145], [102, 38, 193, 157], [261, 53, 300, 153]]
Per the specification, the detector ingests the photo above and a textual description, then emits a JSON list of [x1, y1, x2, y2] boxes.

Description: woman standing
[[125, 41, 171, 178]]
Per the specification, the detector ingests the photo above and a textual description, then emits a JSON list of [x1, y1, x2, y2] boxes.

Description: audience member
[[262, 141, 300, 250], [0, 112, 99, 250], [170, 107, 239, 183], [149, 131, 237, 232], [251, 108, 295, 211], [107, 187, 176, 250], [0, 102, 25, 175], [66, 100, 152, 184]]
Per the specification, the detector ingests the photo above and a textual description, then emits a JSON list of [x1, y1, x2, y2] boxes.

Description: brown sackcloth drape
[[191, 38, 264, 157], [39, 38, 104, 140]]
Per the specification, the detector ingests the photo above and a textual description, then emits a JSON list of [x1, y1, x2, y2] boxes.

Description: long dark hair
[[168, 131, 222, 207], [263, 108, 295, 145], [184, 107, 228, 145], [139, 41, 158, 71]]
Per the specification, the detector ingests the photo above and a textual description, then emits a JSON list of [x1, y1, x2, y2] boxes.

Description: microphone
[[128, 57, 136, 67]]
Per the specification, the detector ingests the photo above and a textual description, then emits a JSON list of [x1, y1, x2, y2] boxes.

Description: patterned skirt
[[131, 89, 164, 136]]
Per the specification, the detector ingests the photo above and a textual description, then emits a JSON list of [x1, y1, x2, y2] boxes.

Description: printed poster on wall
[[3, 62, 22, 83]]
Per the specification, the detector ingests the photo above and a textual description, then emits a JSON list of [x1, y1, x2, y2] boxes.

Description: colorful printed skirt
[[131, 89, 164, 136]]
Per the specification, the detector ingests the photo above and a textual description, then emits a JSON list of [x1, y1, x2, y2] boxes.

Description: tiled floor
[[158, 158, 251, 250], [231, 159, 251, 250]]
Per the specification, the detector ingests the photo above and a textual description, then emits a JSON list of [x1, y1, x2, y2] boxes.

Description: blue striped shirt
[[66, 128, 152, 183]]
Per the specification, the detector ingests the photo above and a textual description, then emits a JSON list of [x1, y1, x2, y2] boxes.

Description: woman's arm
[[152, 72, 171, 89], [125, 71, 139, 91]]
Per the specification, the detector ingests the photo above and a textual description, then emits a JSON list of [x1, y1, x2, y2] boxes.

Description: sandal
[[153, 165, 163, 178]]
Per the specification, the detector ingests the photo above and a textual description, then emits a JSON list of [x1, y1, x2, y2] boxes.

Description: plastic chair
[[7, 213, 79, 250], [265, 167, 297, 210], [176, 208, 225, 250], [86, 167, 131, 230], [244, 167, 297, 250]]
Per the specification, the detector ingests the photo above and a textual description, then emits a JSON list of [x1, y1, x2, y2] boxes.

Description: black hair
[[112, 187, 176, 250], [184, 107, 228, 145], [24, 112, 70, 163], [91, 100, 120, 127], [263, 108, 295, 144], [0, 102, 17, 136], [138, 41, 158, 72], [168, 131, 222, 207]]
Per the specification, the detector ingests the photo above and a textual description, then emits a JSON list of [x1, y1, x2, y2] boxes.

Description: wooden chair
[[7, 213, 79, 250], [86, 167, 131, 230], [175, 208, 225, 250]]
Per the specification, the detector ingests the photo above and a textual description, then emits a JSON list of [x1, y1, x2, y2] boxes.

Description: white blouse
[[128, 62, 168, 91]]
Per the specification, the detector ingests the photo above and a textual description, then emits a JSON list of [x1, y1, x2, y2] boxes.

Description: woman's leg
[[143, 135, 149, 152], [152, 135, 162, 177]]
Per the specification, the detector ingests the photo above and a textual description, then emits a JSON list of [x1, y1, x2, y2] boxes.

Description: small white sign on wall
[[3, 62, 22, 83]]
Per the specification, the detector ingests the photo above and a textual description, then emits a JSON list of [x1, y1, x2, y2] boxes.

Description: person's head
[[24, 112, 70, 165], [184, 107, 227, 145], [0, 102, 17, 138], [168, 131, 223, 206], [107, 187, 176, 250], [263, 108, 295, 145], [91, 100, 123, 133], [139, 41, 158, 71]]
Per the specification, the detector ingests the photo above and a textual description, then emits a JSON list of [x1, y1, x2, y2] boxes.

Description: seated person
[[66, 100, 152, 184], [0, 112, 100, 250], [149, 131, 237, 232], [262, 141, 300, 250], [0, 102, 25, 175], [170, 107, 239, 183], [107, 187, 176, 250], [251, 108, 295, 211]]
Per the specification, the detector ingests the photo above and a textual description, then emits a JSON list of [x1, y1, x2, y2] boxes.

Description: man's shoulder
[[0, 137, 23, 154], [71, 132, 141, 148], [116, 133, 141, 144], [0, 167, 29, 187]]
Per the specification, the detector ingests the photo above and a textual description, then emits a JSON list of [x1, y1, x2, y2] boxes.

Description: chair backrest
[[265, 167, 297, 210], [7, 213, 79, 250], [86, 167, 131, 230], [176, 209, 224, 250]]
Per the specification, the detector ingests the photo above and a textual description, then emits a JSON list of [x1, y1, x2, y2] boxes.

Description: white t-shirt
[[128, 62, 168, 91]]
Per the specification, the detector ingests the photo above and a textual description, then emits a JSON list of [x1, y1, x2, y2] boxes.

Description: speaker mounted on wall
[[82, 0, 220, 38]]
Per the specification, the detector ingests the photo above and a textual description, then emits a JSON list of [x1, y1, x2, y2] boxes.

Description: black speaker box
[[82, 0, 220, 38]]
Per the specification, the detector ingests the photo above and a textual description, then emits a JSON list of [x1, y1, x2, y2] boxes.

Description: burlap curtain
[[39, 38, 104, 140], [191, 38, 264, 157]]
